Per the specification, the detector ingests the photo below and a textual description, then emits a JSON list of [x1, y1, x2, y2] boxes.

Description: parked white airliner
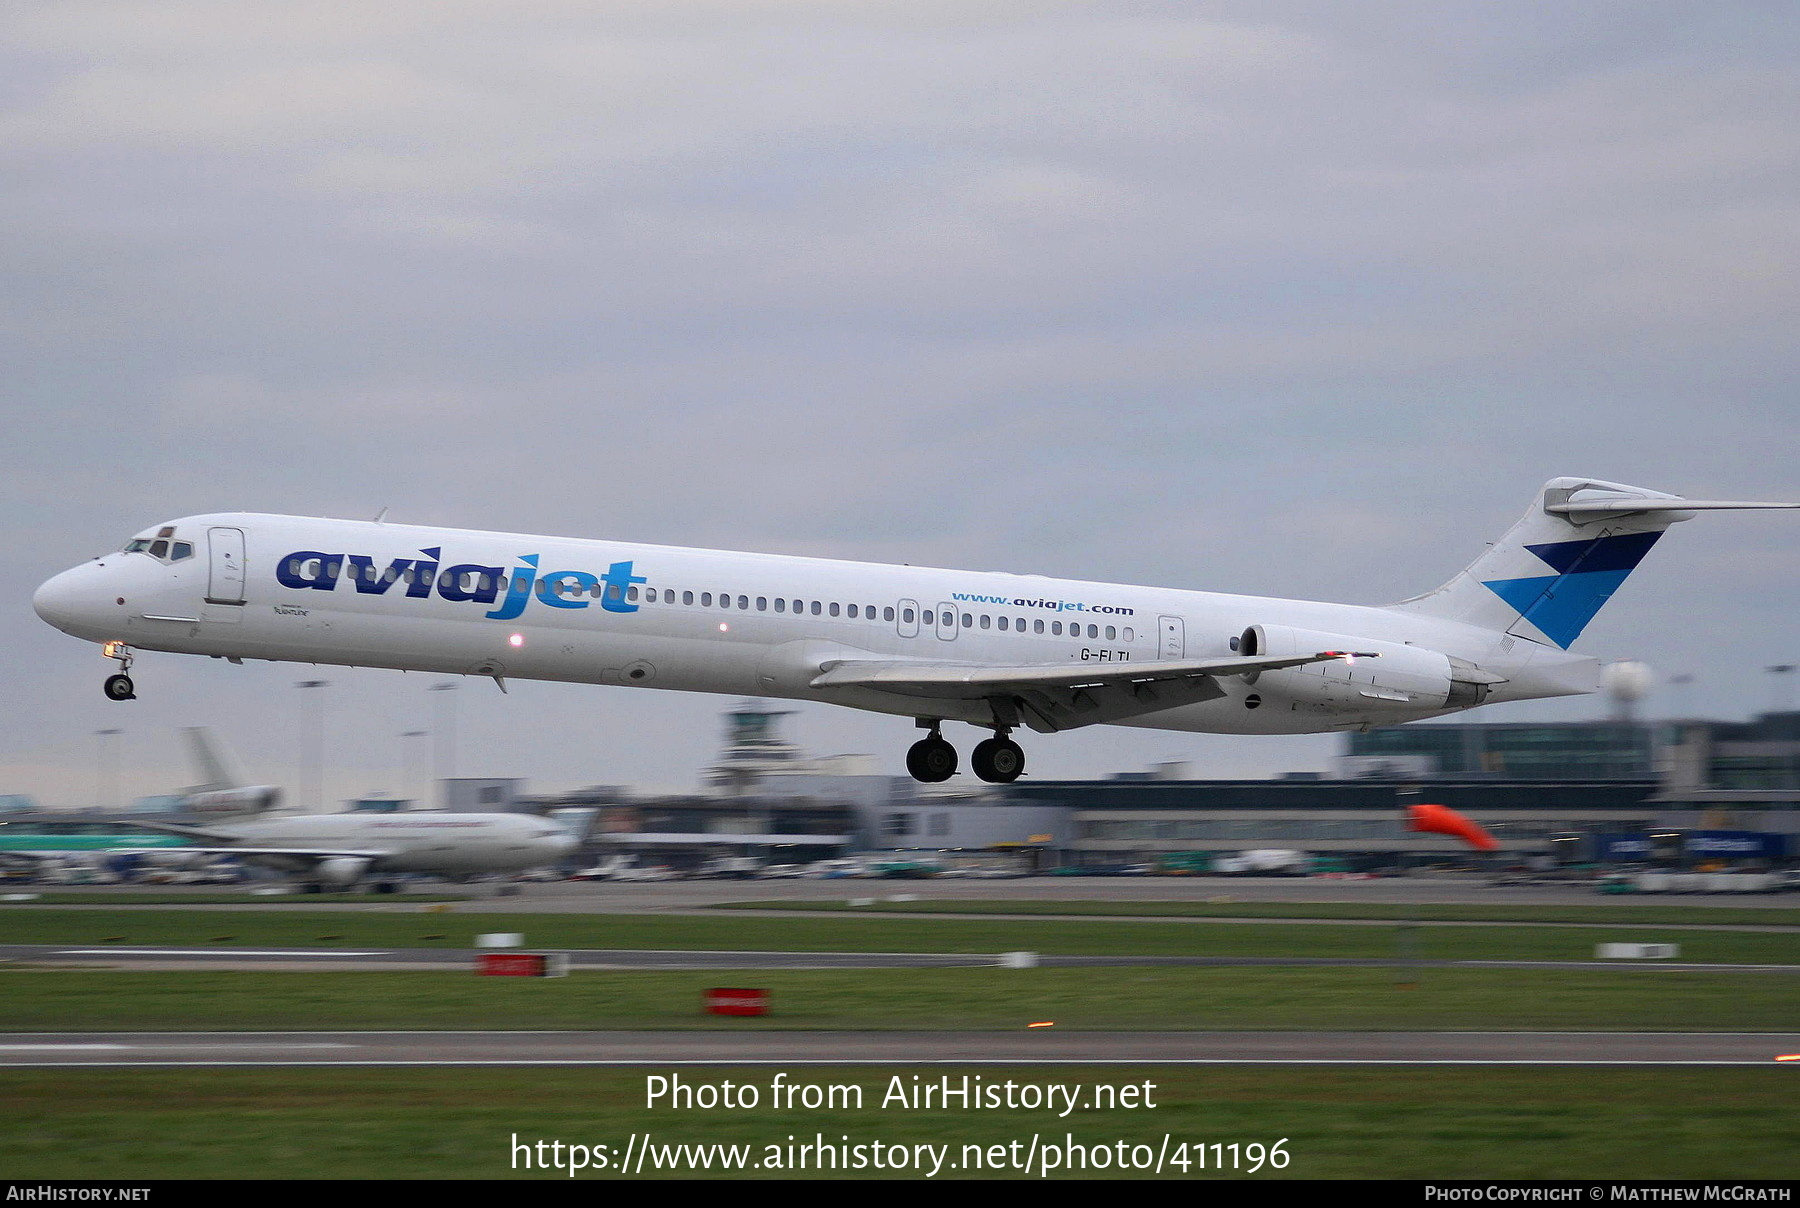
[[34, 478, 1794, 784], [135, 810, 578, 891], [141, 727, 577, 890]]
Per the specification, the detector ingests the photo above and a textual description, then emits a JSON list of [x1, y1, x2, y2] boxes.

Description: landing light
[[508, 633, 524, 648], [719, 623, 729, 632]]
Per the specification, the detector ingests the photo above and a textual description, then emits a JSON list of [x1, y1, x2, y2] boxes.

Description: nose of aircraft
[[32, 568, 84, 632]]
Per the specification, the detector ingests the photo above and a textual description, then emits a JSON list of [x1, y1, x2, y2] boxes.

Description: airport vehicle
[[33, 478, 1794, 784], [177, 726, 282, 817], [1212, 849, 1310, 876], [698, 855, 765, 878]]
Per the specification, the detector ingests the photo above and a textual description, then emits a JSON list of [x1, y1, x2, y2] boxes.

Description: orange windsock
[[1406, 803, 1499, 851]]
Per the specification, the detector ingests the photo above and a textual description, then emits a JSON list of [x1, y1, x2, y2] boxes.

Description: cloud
[[2, 4, 1794, 805]]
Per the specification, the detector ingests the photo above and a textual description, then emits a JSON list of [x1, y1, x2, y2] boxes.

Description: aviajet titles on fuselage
[[274, 546, 646, 621]]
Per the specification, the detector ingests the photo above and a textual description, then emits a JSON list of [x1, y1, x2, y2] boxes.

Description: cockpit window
[[124, 531, 192, 563]]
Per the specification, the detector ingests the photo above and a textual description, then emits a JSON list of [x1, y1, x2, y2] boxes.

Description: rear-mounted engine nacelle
[[315, 856, 371, 887], [1237, 624, 1491, 710]]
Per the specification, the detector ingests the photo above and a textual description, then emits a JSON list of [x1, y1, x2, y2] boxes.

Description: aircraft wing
[[130, 846, 397, 885], [143, 846, 391, 862], [811, 651, 1357, 733], [119, 821, 399, 881]]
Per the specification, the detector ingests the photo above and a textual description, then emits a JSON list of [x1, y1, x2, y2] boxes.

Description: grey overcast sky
[[3, 2, 1795, 809]]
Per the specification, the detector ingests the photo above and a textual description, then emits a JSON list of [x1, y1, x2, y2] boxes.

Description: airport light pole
[[399, 731, 426, 808], [1769, 666, 1798, 791], [430, 681, 459, 808], [94, 728, 121, 811], [1667, 674, 1695, 720], [1767, 665, 1796, 715], [296, 680, 330, 812]]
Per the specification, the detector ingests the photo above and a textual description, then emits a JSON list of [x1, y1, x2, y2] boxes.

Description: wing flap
[[811, 651, 1360, 733], [810, 651, 1351, 698]]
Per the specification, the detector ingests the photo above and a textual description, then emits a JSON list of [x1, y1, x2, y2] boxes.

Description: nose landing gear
[[102, 641, 136, 701]]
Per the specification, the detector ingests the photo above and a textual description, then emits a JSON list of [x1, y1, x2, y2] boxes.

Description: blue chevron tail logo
[[1481, 531, 1661, 648]]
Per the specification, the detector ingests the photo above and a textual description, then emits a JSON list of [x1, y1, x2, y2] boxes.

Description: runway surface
[[1, 1029, 1793, 1067]]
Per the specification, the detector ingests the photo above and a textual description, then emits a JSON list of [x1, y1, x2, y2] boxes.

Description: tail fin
[[182, 726, 247, 791], [1391, 477, 1796, 648]]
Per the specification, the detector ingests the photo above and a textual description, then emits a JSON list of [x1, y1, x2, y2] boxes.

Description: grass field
[[4, 904, 1795, 1182], [3, 906, 1795, 964], [1, 966, 1794, 1031], [2, 1066, 1794, 1179]]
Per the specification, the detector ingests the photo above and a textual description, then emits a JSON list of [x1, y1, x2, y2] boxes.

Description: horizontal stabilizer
[[1547, 493, 1797, 524]]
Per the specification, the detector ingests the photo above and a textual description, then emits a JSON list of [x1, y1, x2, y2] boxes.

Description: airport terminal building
[[531, 711, 1797, 874]]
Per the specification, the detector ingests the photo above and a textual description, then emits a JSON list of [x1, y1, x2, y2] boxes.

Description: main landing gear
[[102, 641, 136, 701], [906, 722, 1026, 784]]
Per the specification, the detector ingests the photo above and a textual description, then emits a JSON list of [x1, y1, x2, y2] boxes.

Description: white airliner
[[34, 477, 1794, 785], [133, 809, 579, 891], [130, 727, 579, 890], [177, 725, 283, 817]]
